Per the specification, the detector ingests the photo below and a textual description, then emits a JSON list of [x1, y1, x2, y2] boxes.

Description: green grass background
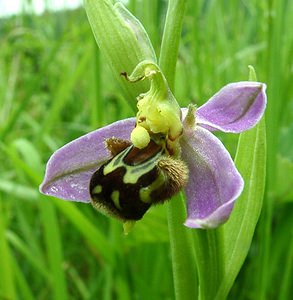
[[0, 0, 292, 299]]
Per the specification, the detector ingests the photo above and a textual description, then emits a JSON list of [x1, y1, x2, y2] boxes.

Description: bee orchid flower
[[40, 61, 266, 229]]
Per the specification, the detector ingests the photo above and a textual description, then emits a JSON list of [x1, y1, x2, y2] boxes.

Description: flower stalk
[[159, 0, 187, 87], [159, 1, 198, 299]]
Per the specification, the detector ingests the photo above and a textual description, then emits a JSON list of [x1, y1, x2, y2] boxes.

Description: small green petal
[[183, 104, 197, 130], [248, 65, 257, 81]]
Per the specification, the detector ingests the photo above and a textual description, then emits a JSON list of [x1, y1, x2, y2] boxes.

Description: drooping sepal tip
[[123, 221, 136, 235], [123, 60, 183, 152]]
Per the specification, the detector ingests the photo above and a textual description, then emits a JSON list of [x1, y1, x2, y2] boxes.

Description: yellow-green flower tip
[[131, 125, 150, 149], [183, 104, 197, 130], [123, 221, 136, 235]]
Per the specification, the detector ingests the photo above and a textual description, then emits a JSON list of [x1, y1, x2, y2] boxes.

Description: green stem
[[167, 193, 198, 300], [193, 229, 224, 300], [159, 0, 187, 88], [159, 1, 198, 299]]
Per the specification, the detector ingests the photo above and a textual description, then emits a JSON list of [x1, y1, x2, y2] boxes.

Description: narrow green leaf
[[0, 198, 17, 300], [11, 256, 35, 300], [40, 198, 68, 300], [215, 117, 267, 299]]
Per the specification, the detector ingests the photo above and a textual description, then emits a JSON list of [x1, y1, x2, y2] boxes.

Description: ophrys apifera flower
[[40, 61, 266, 229]]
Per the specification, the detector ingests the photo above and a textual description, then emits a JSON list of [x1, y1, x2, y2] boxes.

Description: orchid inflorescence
[[39, 2, 266, 230], [40, 60, 266, 229]]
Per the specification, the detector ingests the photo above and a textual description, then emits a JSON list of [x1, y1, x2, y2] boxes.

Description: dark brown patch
[[105, 138, 131, 156], [123, 140, 162, 165]]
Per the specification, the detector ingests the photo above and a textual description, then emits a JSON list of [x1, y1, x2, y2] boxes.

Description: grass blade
[[0, 197, 17, 300]]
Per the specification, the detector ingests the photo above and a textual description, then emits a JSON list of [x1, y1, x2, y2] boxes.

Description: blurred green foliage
[[0, 1, 292, 299]]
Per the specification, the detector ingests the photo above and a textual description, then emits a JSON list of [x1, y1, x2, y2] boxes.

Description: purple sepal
[[197, 82, 267, 133], [181, 126, 244, 229], [39, 118, 136, 202]]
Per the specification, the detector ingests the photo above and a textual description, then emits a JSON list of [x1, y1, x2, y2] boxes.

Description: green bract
[[84, 0, 157, 109]]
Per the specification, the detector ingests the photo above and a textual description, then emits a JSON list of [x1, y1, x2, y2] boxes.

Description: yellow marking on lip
[[139, 171, 165, 203], [123, 162, 155, 184], [123, 150, 163, 184], [92, 185, 102, 194], [111, 190, 121, 210], [103, 147, 130, 176]]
